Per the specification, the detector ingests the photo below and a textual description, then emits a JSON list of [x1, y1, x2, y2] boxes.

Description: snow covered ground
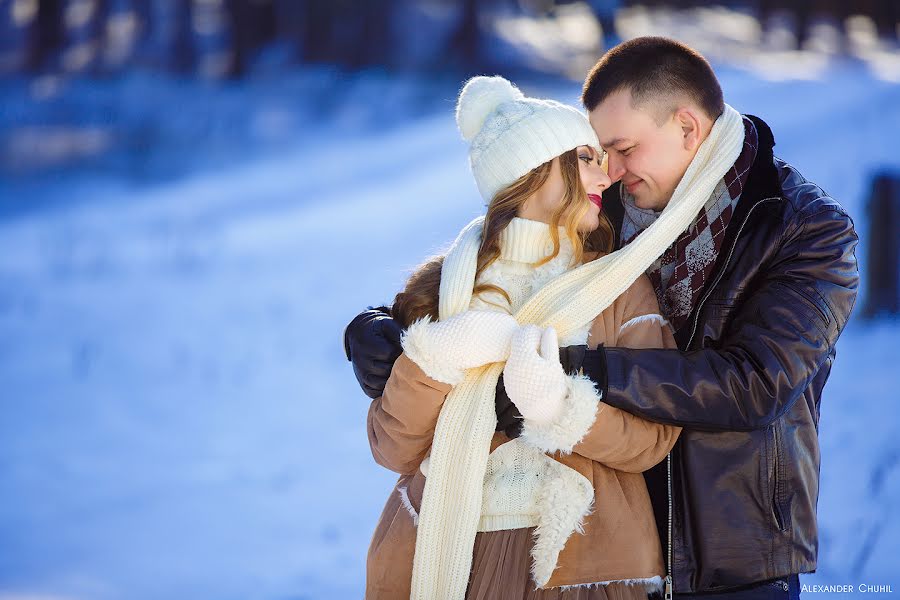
[[1, 59, 899, 599]]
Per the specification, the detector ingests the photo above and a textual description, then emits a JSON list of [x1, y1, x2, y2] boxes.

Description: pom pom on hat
[[455, 74, 601, 201], [456, 76, 524, 142]]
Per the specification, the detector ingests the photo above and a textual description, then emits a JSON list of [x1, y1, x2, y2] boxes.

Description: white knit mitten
[[503, 325, 568, 424], [402, 310, 519, 385]]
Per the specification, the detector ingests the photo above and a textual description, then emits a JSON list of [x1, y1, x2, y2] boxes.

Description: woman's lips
[[588, 193, 603, 209]]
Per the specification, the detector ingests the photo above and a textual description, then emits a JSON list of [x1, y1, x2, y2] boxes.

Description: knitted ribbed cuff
[[519, 373, 601, 454]]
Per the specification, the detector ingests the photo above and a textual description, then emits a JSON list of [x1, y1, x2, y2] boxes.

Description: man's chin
[[633, 194, 662, 212], [630, 187, 670, 212]]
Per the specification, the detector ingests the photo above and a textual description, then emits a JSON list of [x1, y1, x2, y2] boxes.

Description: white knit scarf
[[409, 104, 745, 600]]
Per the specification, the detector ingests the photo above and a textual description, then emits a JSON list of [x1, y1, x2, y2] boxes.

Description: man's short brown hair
[[582, 37, 724, 121]]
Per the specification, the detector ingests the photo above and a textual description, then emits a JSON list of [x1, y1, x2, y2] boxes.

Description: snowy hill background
[[1, 4, 899, 600]]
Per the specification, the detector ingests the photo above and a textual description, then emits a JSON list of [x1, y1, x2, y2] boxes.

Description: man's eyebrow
[[600, 137, 631, 148]]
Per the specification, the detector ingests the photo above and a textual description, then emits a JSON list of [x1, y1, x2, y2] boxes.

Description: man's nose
[[607, 153, 626, 183]]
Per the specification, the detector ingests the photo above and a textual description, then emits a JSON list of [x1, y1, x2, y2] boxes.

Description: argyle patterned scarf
[[620, 117, 759, 332]]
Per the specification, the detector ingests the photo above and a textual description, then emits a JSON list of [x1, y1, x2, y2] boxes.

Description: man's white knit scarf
[[409, 105, 744, 600]]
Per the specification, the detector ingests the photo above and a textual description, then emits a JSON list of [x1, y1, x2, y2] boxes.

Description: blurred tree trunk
[[586, 0, 621, 47], [300, 0, 393, 68], [32, 0, 65, 70], [225, 0, 277, 75], [142, 0, 193, 72], [862, 172, 900, 318], [301, 0, 336, 63], [758, 0, 813, 49], [271, 0, 306, 62], [867, 0, 899, 41], [350, 0, 391, 69], [448, 0, 482, 69]]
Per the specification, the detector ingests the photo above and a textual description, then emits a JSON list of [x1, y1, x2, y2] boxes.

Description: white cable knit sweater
[[470, 217, 590, 346], [415, 218, 598, 581], [469, 218, 593, 532]]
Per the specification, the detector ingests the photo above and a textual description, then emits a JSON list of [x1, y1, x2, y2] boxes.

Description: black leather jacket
[[594, 115, 859, 593]]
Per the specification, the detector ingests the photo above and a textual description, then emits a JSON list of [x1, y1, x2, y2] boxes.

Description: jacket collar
[[674, 115, 783, 347]]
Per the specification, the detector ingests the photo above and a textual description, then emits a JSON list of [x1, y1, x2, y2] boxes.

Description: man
[[344, 37, 859, 599]]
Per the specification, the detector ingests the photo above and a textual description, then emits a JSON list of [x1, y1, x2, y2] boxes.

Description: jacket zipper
[[672, 196, 779, 593], [665, 451, 674, 600], [686, 197, 779, 350], [772, 423, 786, 531]]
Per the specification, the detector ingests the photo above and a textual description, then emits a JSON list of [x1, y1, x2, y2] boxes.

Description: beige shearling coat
[[366, 273, 681, 599]]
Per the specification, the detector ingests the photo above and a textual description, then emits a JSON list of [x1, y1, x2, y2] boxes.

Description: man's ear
[[674, 107, 704, 152]]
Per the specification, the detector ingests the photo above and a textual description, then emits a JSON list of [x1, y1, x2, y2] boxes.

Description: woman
[[364, 75, 681, 600]]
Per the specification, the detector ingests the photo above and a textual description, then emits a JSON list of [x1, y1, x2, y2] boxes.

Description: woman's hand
[[503, 325, 568, 424], [402, 310, 518, 385], [495, 343, 589, 438]]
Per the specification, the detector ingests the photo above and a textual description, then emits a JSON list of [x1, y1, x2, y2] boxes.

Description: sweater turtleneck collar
[[498, 217, 575, 265]]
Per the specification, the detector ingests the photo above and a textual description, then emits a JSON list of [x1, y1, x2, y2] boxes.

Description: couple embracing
[[344, 37, 859, 600]]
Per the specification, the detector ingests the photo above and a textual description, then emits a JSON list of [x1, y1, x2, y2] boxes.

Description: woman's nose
[[593, 167, 612, 192]]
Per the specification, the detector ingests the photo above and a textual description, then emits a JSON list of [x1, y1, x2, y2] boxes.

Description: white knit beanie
[[456, 75, 601, 202]]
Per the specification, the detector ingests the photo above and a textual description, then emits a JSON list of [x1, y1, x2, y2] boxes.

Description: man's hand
[[343, 307, 403, 399], [495, 375, 523, 438]]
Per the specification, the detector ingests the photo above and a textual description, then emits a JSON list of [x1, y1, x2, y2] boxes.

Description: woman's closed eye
[[580, 148, 606, 166]]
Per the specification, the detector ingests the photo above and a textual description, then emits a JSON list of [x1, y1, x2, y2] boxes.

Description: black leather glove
[[343, 306, 403, 399], [495, 375, 523, 439], [579, 345, 608, 400], [559, 344, 588, 375], [495, 344, 593, 439]]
